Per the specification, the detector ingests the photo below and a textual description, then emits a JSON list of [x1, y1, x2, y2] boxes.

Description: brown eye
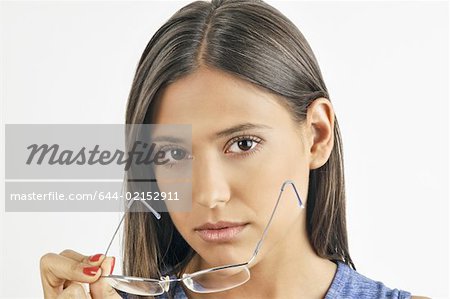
[[170, 148, 186, 160], [156, 145, 191, 169], [237, 140, 253, 151], [226, 136, 262, 155]]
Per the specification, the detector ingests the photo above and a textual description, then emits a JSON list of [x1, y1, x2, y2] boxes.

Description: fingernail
[[110, 257, 116, 274], [89, 254, 103, 262], [83, 266, 100, 276]]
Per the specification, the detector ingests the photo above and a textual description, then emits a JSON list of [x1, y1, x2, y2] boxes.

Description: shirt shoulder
[[325, 261, 412, 299]]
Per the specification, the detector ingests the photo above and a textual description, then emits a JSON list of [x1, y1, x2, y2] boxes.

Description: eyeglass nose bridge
[[159, 275, 171, 292], [181, 273, 194, 290]]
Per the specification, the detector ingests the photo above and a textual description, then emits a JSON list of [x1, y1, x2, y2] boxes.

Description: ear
[[305, 97, 335, 170]]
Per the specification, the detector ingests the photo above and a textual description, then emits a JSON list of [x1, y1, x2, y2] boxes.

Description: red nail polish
[[89, 254, 103, 262], [83, 266, 100, 276], [110, 257, 116, 274]]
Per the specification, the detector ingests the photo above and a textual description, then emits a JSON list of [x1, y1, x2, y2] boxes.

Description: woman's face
[[152, 67, 312, 269]]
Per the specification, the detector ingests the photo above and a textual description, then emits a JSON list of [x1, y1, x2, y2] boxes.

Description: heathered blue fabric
[[116, 260, 412, 299]]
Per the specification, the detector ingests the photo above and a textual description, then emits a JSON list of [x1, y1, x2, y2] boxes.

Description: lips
[[194, 221, 249, 243], [195, 221, 248, 230]]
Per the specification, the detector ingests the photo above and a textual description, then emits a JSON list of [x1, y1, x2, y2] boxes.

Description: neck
[[181, 217, 338, 299]]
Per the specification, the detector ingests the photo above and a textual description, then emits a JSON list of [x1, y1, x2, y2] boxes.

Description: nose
[[192, 153, 230, 209]]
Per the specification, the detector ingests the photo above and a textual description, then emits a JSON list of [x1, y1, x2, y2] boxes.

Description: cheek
[[258, 135, 307, 182], [168, 212, 191, 236], [278, 135, 309, 182], [231, 134, 307, 200], [247, 135, 309, 214]]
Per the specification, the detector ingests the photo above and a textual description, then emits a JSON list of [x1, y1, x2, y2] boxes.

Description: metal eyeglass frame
[[99, 179, 305, 296]]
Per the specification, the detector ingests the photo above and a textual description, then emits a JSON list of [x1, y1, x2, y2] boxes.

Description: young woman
[[40, 0, 429, 298]]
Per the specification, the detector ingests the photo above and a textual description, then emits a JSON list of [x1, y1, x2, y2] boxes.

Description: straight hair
[[123, 0, 355, 297]]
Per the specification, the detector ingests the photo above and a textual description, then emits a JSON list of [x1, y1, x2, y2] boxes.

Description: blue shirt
[[117, 260, 412, 298]]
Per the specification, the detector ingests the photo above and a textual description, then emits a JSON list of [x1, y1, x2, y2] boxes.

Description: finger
[[59, 249, 105, 265], [90, 256, 121, 299], [40, 253, 103, 299], [59, 249, 105, 289], [56, 282, 88, 299]]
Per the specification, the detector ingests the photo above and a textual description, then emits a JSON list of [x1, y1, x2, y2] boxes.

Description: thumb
[[89, 256, 120, 299]]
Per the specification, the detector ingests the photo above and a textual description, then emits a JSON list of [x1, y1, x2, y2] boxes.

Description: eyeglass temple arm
[[247, 179, 304, 265], [103, 181, 161, 257]]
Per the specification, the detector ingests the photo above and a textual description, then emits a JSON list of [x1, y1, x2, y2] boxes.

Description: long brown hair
[[123, 0, 355, 297]]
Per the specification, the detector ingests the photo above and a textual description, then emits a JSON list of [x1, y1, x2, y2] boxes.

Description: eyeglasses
[[99, 179, 304, 296]]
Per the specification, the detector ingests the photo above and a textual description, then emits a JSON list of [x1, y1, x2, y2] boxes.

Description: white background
[[1, 1, 448, 298]]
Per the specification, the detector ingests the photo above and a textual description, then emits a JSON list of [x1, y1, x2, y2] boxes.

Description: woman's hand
[[40, 249, 121, 299]]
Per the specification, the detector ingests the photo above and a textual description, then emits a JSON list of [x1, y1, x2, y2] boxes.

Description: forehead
[[152, 67, 291, 135]]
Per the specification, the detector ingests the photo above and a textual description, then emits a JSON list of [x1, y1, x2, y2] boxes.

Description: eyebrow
[[213, 122, 272, 139], [151, 122, 272, 143], [151, 135, 187, 143]]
